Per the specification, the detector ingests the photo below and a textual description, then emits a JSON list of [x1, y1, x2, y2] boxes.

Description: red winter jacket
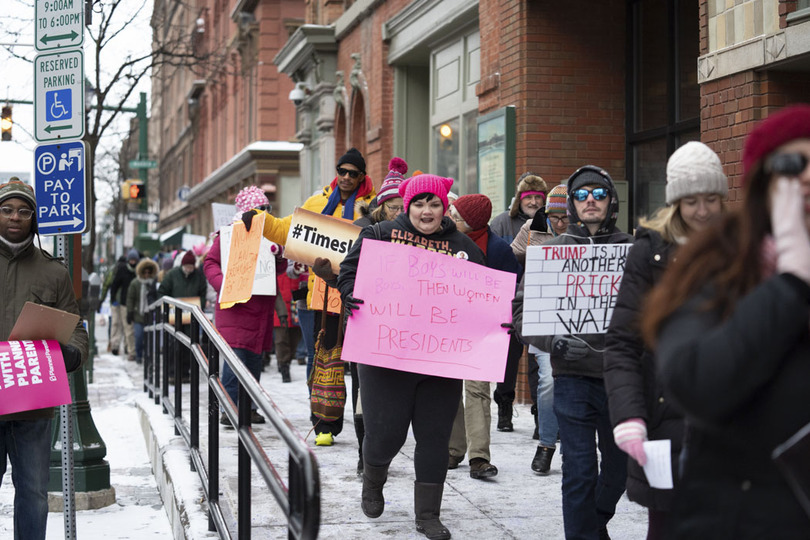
[[203, 233, 284, 354]]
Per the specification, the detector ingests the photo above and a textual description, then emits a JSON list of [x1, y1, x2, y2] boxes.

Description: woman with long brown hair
[[642, 104, 810, 538]]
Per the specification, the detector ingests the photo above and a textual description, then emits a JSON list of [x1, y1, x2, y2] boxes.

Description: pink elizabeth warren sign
[[342, 240, 516, 382], [0, 340, 72, 416]]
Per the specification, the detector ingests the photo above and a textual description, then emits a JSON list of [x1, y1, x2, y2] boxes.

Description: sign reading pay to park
[[341, 240, 515, 382], [521, 243, 630, 336]]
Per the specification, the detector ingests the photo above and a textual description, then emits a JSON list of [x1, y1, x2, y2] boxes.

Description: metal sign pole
[[55, 234, 77, 540]]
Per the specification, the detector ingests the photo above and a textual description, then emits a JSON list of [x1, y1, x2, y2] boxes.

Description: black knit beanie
[[337, 148, 366, 173]]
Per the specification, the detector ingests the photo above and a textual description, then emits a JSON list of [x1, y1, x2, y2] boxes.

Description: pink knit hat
[[234, 186, 269, 213], [376, 157, 408, 205], [398, 174, 455, 212]]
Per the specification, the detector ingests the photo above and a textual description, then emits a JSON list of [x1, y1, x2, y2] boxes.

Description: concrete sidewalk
[[134, 344, 649, 538], [1, 313, 649, 539]]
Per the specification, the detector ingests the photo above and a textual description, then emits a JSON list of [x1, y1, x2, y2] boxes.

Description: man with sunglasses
[[0, 179, 88, 540], [241, 147, 376, 446], [513, 166, 633, 540]]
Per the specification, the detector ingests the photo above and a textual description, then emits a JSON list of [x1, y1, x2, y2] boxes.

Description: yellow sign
[[220, 213, 266, 309]]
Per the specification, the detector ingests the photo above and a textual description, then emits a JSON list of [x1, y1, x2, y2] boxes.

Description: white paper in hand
[[641, 439, 673, 489]]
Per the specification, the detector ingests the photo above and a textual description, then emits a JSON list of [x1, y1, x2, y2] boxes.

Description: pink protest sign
[[342, 240, 516, 382], [0, 340, 72, 416]]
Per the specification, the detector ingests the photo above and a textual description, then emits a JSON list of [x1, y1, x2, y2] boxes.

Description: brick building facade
[[144, 0, 810, 401]]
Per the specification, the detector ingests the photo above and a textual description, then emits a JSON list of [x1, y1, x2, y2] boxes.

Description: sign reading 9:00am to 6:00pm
[[35, 0, 84, 52]]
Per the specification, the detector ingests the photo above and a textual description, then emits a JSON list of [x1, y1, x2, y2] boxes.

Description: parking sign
[[34, 49, 84, 142], [34, 140, 88, 235]]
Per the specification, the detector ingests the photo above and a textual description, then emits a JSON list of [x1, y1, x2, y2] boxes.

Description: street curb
[[136, 398, 219, 540]]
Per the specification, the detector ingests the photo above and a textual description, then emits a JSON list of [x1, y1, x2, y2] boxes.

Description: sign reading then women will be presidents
[[0, 340, 72, 416], [341, 240, 516, 382], [521, 243, 631, 336]]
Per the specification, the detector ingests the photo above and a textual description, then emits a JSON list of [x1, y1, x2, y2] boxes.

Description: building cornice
[[187, 141, 303, 205], [274, 25, 337, 80], [698, 18, 810, 83]]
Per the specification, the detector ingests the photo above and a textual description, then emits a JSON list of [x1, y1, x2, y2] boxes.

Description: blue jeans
[[222, 348, 263, 411], [297, 307, 316, 380], [554, 376, 627, 540], [133, 322, 145, 362], [0, 418, 53, 540], [535, 351, 559, 448]]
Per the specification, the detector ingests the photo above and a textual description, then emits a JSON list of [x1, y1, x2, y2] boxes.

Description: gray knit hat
[[665, 141, 728, 205], [0, 179, 37, 233]]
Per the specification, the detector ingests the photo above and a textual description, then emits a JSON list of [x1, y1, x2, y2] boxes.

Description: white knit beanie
[[665, 141, 728, 205]]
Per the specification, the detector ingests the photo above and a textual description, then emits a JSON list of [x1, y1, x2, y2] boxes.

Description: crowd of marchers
[[5, 104, 806, 540]]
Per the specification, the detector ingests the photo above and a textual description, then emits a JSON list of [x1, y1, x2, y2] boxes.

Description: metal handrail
[[142, 296, 320, 539]]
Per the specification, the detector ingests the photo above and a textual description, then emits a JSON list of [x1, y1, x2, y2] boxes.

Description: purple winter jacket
[[203, 233, 284, 354]]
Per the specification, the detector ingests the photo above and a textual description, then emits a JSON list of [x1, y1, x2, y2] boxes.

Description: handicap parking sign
[[45, 89, 73, 123]]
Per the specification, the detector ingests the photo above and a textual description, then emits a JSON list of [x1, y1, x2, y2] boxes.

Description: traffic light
[[1, 106, 11, 141], [122, 179, 144, 200]]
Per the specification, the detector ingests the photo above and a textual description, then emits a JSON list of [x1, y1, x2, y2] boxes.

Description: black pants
[[494, 334, 525, 404], [359, 364, 462, 483]]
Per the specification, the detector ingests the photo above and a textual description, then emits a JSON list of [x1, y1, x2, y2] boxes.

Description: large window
[[628, 0, 700, 222], [430, 29, 479, 195]]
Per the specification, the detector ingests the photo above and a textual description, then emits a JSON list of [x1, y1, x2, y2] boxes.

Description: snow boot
[[361, 462, 389, 518], [414, 482, 451, 539]]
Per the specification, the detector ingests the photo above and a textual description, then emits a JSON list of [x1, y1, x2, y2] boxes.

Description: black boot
[[531, 445, 555, 475], [355, 415, 365, 476], [279, 363, 291, 383], [496, 399, 514, 432], [361, 462, 389, 518], [531, 404, 539, 440], [414, 482, 451, 540]]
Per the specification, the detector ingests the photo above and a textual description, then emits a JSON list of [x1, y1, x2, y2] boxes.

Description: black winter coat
[[603, 228, 683, 510], [109, 260, 136, 305], [657, 273, 810, 539]]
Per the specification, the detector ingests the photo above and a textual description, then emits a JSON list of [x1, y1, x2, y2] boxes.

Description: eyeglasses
[[571, 187, 609, 202], [386, 204, 404, 213], [765, 152, 809, 177], [336, 167, 362, 179], [0, 206, 34, 220], [548, 215, 569, 224]]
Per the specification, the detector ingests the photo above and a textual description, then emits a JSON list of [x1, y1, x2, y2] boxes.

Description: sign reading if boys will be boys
[[341, 240, 516, 382], [521, 243, 631, 337], [0, 340, 72, 416]]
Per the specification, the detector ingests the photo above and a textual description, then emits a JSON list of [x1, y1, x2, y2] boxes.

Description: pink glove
[[613, 418, 648, 466], [771, 178, 810, 285]]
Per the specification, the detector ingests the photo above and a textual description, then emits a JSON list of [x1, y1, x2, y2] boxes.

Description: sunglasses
[[336, 167, 362, 179], [765, 153, 808, 177], [571, 187, 609, 202]]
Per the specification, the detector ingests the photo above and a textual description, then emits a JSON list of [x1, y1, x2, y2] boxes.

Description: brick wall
[[478, 0, 627, 187], [701, 70, 810, 199]]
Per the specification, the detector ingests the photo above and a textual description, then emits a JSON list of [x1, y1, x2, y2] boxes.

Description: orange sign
[[220, 213, 265, 309], [310, 276, 342, 314]]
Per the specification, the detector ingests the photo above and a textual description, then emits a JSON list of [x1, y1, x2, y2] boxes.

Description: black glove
[[343, 295, 364, 317], [501, 322, 516, 335], [126, 312, 134, 325], [551, 336, 588, 360], [59, 343, 82, 372], [279, 315, 288, 328], [241, 209, 259, 231], [530, 209, 549, 232]]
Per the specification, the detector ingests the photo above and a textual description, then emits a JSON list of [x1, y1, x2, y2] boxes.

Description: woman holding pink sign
[[337, 174, 484, 540]]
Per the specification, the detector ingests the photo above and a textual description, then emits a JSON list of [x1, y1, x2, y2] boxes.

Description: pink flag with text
[[0, 340, 72, 415], [342, 240, 516, 382]]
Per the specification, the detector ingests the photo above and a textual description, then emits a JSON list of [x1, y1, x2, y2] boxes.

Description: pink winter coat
[[203, 233, 284, 354]]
